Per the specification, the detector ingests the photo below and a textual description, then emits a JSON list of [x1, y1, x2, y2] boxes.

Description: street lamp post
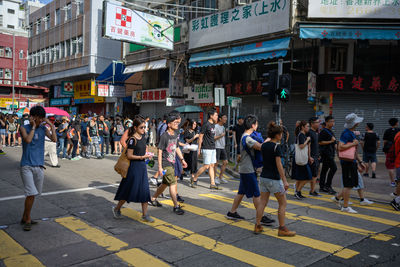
[[12, 33, 15, 113]]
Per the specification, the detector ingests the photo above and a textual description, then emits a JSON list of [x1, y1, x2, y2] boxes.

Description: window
[[55, 8, 61, 25], [45, 48, 49, 63], [19, 19, 24, 28], [36, 52, 39, 66], [0, 15, 3, 27], [19, 50, 24, 59], [0, 47, 4, 57], [5, 47, 12, 58], [77, 36, 83, 54], [19, 70, 23, 80], [7, 25, 15, 29], [45, 14, 50, 30], [78, 0, 84, 15], [29, 23, 33, 36], [65, 40, 70, 57], [8, 9, 15, 14], [36, 19, 41, 34], [72, 38, 77, 55], [4, 69, 12, 79], [65, 4, 72, 22], [60, 42, 64, 58], [0, 68, 3, 78], [326, 45, 348, 73]]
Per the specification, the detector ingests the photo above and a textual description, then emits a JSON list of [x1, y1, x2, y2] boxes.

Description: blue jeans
[[88, 136, 101, 157], [57, 137, 67, 158]]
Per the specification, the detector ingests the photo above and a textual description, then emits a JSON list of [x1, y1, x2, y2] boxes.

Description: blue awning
[[299, 24, 400, 40], [96, 62, 133, 85], [189, 37, 290, 69]]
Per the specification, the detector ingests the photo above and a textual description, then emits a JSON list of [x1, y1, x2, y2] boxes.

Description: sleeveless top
[[21, 124, 46, 167]]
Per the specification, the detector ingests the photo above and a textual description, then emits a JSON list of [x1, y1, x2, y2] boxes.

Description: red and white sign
[[115, 7, 132, 28], [97, 84, 109, 97], [133, 88, 168, 103], [63, 82, 73, 92]]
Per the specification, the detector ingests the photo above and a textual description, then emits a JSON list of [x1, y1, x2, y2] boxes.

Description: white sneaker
[[331, 196, 339, 203], [215, 177, 221, 185], [390, 192, 398, 198], [220, 178, 228, 184], [149, 178, 158, 186], [341, 207, 358, 213], [360, 199, 374, 205], [339, 200, 353, 205]]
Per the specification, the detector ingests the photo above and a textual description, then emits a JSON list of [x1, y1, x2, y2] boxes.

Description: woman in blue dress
[[113, 118, 154, 222]]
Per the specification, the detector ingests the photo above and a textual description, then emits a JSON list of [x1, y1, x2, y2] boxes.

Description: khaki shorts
[[162, 166, 176, 186]]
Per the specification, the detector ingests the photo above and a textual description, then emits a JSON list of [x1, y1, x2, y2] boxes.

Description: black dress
[[114, 137, 151, 203], [183, 129, 198, 174]]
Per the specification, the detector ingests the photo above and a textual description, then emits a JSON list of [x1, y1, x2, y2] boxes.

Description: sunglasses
[[139, 126, 145, 129]]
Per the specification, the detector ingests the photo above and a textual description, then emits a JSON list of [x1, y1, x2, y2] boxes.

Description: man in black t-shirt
[[192, 108, 220, 190], [308, 117, 321, 196], [361, 123, 380, 178], [233, 117, 245, 159], [318, 116, 337, 194], [383, 118, 400, 186]]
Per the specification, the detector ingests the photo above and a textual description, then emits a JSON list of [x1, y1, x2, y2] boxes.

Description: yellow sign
[[0, 98, 17, 108], [74, 80, 96, 99]]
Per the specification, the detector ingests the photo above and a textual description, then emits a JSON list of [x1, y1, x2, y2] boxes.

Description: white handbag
[[295, 139, 309, 166]]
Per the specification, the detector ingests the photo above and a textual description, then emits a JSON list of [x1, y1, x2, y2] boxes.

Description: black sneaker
[[226, 211, 245, 220], [148, 200, 162, 207], [319, 187, 329, 193], [294, 191, 302, 200], [177, 195, 185, 203], [261, 215, 275, 225], [327, 187, 337, 195], [390, 200, 400, 211], [371, 173, 376, 179], [309, 191, 321, 197], [173, 205, 184, 215], [298, 191, 306, 199]]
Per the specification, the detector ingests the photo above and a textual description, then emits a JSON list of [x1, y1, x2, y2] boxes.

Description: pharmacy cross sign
[[63, 82, 73, 92], [115, 7, 132, 28]]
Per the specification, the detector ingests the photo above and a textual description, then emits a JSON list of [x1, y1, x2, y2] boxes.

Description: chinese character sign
[[308, 0, 400, 19], [323, 75, 400, 93], [97, 84, 109, 97], [189, 0, 289, 49], [194, 84, 214, 103], [104, 2, 174, 50], [134, 89, 168, 103]]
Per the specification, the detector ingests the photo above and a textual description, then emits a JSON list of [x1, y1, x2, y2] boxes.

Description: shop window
[[4, 69, 12, 79], [0, 68, 3, 78], [325, 45, 348, 73]]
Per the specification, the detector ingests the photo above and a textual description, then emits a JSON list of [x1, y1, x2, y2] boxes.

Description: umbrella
[[173, 105, 203, 113], [44, 107, 70, 117], [16, 107, 30, 115]]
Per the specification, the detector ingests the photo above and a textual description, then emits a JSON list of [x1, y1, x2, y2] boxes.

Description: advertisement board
[[189, 0, 289, 49], [308, 0, 400, 19], [133, 88, 168, 103], [104, 1, 174, 50], [194, 83, 214, 104], [50, 98, 71, 106], [98, 84, 109, 97]]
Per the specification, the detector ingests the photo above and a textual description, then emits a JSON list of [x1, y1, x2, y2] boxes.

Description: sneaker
[[254, 224, 263, 234], [278, 226, 296, 237], [112, 207, 122, 219], [226, 211, 245, 220], [148, 200, 162, 207], [215, 177, 221, 185], [327, 187, 337, 195], [77, 155, 82, 159], [390, 192, 398, 198], [298, 191, 306, 199], [390, 200, 400, 211], [23, 222, 32, 231], [50, 165, 61, 168], [331, 196, 340, 203], [360, 199, 374, 205], [261, 215, 275, 225], [0, 150, 5, 155], [363, 173, 369, 177], [319, 187, 329, 193], [294, 191, 302, 200], [220, 178, 228, 184], [371, 173, 376, 179], [190, 177, 197, 188], [210, 184, 222, 190], [142, 215, 154, 223], [391, 182, 396, 187], [71, 157, 80, 161], [177, 195, 185, 203], [173, 205, 184, 215], [97, 156, 103, 159], [149, 177, 158, 186], [309, 191, 321, 197], [341, 207, 358, 213]]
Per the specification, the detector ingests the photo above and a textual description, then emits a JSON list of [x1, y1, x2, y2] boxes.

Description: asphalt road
[[0, 146, 399, 267]]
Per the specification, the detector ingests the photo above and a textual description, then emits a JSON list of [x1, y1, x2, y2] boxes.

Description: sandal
[[20, 219, 38, 225], [148, 199, 162, 207], [23, 222, 32, 231]]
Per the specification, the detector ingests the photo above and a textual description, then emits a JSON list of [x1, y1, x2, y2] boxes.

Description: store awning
[[299, 24, 400, 40], [96, 62, 133, 85], [188, 37, 290, 69], [123, 59, 168, 74]]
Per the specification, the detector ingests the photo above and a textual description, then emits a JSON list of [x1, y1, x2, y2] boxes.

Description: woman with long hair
[[113, 118, 124, 155], [183, 119, 199, 180], [149, 118, 157, 146], [292, 120, 312, 199], [112, 118, 154, 222]]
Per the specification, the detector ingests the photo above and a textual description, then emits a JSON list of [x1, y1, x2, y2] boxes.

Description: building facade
[[28, 0, 122, 115]]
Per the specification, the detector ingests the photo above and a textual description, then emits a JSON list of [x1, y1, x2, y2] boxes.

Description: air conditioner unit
[[4, 80, 12, 85], [238, 0, 251, 5]]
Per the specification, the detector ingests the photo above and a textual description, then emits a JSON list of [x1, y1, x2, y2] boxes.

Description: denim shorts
[[0, 129, 6, 135], [259, 177, 285, 194], [238, 173, 260, 198], [363, 152, 377, 163]]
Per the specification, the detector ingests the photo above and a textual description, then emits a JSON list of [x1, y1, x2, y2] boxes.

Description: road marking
[[201, 194, 394, 242], [0, 230, 44, 267], [56, 216, 169, 266], [369, 254, 380, 259], [0, 184, 119, 202], [159, 200, 359, 259], [287, 189, 398, 214], [121, 208, 292, 267]]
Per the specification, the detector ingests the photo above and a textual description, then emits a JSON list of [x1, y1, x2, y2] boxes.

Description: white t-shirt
[[215, 124, 225, 149]]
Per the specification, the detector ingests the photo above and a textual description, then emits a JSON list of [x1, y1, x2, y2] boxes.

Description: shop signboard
[[194, 83, 214, 104], [184, 86, 195, 100], [74, 97, 105, 104], [227, 96, 242, 108], [225, 81, 264, 96], [50, 98, 71, 106], [308, 0, 400, 19], [74, 80, 96, 99], [133, 88, 168, 103], [109, 85, 126, 97], [189, 0, 290, 49], [97, 84, 109, 97], [308, 72, 317, 98], [166, 97, 185, 107], [214, 87, 225, 107], [0, 98, 17, 108], [103, 1, 174, 50], [61, 81, 74, 96]]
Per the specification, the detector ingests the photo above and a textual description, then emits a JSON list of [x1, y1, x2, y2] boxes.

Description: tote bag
[[295, 138, 309, 166], [114, 138, 134, 178], [338, 145, 356, 162]]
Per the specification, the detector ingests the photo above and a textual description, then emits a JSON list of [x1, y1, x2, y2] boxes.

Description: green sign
[[194, 83, 214, 103]]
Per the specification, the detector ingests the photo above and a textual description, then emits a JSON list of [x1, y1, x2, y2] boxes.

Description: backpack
[[116, 124, 124, 135], [242, 131, 264, 170], [8, 122, 16, 132], [67, 128, 76, 139], [156, 123, 167, 145]]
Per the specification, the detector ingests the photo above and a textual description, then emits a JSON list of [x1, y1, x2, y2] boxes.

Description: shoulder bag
[[338, 145, 356, 162], [114, 138, 135, 178], [295, 135, 309, 166]]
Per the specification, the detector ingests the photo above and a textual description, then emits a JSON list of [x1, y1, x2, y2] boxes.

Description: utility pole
[[12, 33, 15, 113], [276, 59, 283, 125]]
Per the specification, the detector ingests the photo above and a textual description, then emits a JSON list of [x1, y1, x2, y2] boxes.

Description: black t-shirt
[[308, 129, 319, 158], [158, 131, 179, 168], [233, 124, 245, 144], [127, 137, 146, 159], [97, 122, 105, 136], [72, 125, 81, 141], [184, 130, 197, 144], [362, 132, 379, 153], [260, 141, 283, 180], [297, 132, 306, 145], [201, 121, 216, 149], [383, 127, 400, 143], [319, 128, 336, 158]]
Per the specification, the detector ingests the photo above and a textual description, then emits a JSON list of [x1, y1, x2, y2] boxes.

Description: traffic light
[[278, 74, 291, 102], [261, 70, 278, 102]]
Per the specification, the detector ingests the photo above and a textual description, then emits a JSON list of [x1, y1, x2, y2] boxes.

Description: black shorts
[[310, 157, 319, 177], [341, 161, 358, 188], [216, 148, 228, 161]]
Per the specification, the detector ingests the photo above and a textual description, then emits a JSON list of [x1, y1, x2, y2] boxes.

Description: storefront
[[74, 80, 105, 115], [132, 88, 177, 118]]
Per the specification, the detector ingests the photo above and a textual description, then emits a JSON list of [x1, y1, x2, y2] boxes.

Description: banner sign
[[109, 85, 126, 97], [134, 88, 168, 103], [189, 0, 289, 49], [0, 98, 17, 108], [308, 0, 400, 19], [319, 74, 400, 93], [97, 84, 109, 97], [50, 98, 71, 106], [61, 81, 74, 96], [104, 1, 174, 50], [194, 83, 214, 103]]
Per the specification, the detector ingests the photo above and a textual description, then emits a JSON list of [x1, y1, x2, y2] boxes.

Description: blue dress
[[114, 137, 150, 203]]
